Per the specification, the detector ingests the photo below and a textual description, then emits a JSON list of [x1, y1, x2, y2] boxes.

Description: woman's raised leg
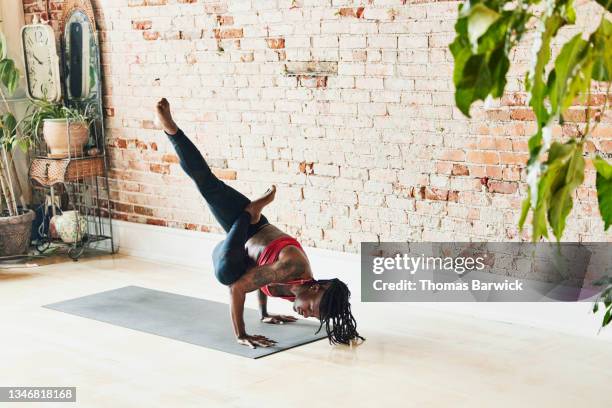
[[156, 98, 273, 233]]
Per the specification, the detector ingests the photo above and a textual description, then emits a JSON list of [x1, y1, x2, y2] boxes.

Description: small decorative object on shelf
[[20, 0, 114, 261], [51, 210, 88, 244]]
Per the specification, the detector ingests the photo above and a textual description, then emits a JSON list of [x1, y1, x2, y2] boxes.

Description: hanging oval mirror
[[60, 0, 105, 155], [62, 9, 97, 102]]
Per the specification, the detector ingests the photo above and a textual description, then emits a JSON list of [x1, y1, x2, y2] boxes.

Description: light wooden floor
[[1, 254, 611, 408]]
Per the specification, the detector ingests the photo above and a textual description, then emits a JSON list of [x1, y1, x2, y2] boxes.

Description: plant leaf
[[530, 141, 579, 241], [467, 4, 501, 49], [594, 155, 612, 179], [591, 18, 612, 81], [527, 130, 543, 166], [450, 6, 513, 118], [603, 308, 612, 328], [488, 45, 510, 98], [16, 137, 30, 152], [528, 15, 564, 128], [548, 143, 584, 240], [455, 54, 493, 117], [1, 112, 17, 150], [3, 112, 17, 132], [0, 34, 5, 60], [0, 58, 19, 95], [547, 140, 575, 164], [532, 200, 549, 241], [548, 34, 589, 117], [594, 156, 612, 230], [518, 195, 530, 231]]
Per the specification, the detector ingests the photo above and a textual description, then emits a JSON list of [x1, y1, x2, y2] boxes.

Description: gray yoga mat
[[43, 286, 326, 359]]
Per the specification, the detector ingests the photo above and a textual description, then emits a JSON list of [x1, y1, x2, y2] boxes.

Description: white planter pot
[[43, 119, 89, 158]]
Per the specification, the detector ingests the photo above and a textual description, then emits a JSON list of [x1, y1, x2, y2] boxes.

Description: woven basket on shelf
[[29, 157, 105, 187]]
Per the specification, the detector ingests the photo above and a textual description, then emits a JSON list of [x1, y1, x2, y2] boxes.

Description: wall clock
[[21, 24, 62, 101]]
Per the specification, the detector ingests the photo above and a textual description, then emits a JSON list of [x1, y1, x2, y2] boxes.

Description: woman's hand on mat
[[260, 314, 298, 325], [237, 334, 277, 349]]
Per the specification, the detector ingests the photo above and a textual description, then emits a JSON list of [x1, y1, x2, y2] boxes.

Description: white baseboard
[[112, 220, 612, 341], [112, 219, 224, 270]]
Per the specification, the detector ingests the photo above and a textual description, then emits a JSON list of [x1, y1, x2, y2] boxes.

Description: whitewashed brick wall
[[23, 0, 612, 251]]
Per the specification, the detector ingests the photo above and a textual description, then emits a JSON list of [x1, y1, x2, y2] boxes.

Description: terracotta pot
[[0, 210, 35, 256], [43, 119, 89, 158]]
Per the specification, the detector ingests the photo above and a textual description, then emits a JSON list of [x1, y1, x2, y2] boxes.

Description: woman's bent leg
[[212, 212, 251, 285]]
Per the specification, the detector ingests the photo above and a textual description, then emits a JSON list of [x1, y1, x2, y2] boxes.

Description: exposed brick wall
[[22, 0, 65, 31], [23, 0, 612, 251]]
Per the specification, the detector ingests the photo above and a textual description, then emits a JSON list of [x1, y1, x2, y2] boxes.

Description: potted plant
[[0, 32, 35, 256], [21, 100, 93, 158]]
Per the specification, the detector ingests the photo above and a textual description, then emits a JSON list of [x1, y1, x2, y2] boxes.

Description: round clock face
[[22, 25, 60, 101]]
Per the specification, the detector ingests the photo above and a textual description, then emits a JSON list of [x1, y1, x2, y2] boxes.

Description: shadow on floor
[[0, 272, 35, 281]]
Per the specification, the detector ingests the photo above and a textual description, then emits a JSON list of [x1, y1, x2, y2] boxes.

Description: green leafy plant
[[0, 39, 20, 96], [21, 99, 94, 138], [450, 0, 611, 242], [451, 0, 612, 330], [592, 276, 612, 329], [594, 155, 612, 229], [0, 31, 30, 217]]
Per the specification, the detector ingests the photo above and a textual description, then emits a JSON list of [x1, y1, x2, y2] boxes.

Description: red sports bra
[[257, 236, 312, 301]]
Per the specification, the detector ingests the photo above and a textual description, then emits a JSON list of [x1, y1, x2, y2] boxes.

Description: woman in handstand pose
[[156, 98, 363, 349]]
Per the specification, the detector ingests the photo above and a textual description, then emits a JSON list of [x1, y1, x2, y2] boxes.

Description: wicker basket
[[29, 157, 105, 187]]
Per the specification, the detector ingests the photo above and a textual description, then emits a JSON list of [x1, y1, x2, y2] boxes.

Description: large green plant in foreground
[[450, 0, 612, 329], [450, 0, 611, 241]]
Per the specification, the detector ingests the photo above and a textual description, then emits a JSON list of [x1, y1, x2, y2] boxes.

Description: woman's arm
[[228, 259, 303, 347], [257, 289, 268, 319], [228, 263, 279, 348], [229, 283, 276, 348], [229, 284, 248, 337], [258, 288, 298, 325]]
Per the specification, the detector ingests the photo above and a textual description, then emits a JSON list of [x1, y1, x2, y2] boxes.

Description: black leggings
[[168, 129, 268, 285]]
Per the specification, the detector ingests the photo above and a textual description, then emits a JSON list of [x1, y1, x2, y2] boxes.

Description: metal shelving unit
[[29, 115, 114, 260], [27, 3, 114, 260]]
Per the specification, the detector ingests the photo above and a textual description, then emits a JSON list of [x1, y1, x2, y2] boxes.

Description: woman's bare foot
[[155, 98, 179, 135], [245, 185, 276, 224]]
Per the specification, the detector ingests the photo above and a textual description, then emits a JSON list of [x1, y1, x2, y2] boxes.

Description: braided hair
[[316, 278, 365, 345]]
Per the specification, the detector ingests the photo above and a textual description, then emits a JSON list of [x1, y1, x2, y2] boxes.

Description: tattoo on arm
[[253, 267, 278, 288], [276, 259, 306, 280], [235, 265, 278, 293], [234, 257, 308, 293]]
